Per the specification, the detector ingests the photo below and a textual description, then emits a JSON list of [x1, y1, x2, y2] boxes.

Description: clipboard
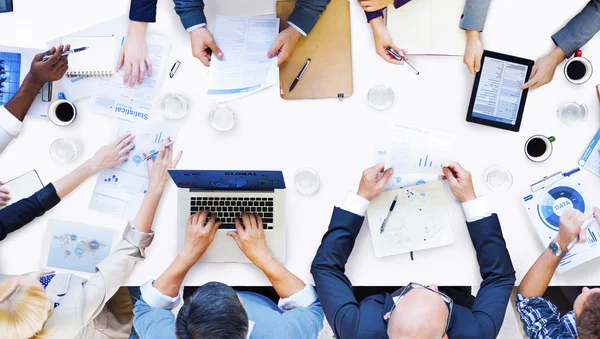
[[277, 0, 353, 100]]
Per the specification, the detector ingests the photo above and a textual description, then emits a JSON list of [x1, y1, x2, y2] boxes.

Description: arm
[[289, 0, 331, 35], [80, 143, 181, 325], [459, 0, 491, 32], [518, 208, 591, 298], [120, 0, 156, 87], [0, 134, 135, 241], [360, 0, 411, 23], [173, 0, 206, 32], [552, 0, 600, 58], [310, 164, 393, 338], [175, 0, 223, 67], [129, 0, 158, 23], [442, 162, 515, 339], [0, 47, 68, 154]]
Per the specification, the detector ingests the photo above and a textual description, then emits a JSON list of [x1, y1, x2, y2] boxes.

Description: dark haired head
[[176, 282, 248, 339], [577, 291, 600, 339]]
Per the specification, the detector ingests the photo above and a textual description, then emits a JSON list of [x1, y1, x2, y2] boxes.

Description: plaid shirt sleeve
[[516, 294, 578, 339]]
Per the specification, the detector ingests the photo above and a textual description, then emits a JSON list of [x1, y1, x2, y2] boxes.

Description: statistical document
[[580, 129, 600, 177], [207, 15, 279, 102], [385, 124, 456, 175], [375, 146, 439, 190], [90, 121, 178, 220], [91, 34, 171, 122], [472, 57, 527, 125], [366, 181, 453, 257]]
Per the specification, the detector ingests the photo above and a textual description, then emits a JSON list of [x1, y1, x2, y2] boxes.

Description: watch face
[[549, 242, 563, 257]]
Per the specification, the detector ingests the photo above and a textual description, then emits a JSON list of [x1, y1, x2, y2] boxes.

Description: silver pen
[[42, 46, 89, 61], [386, 47, 420, 75], [567, 217, 597, 250], [380, 195, 398, 234], [143, 141, 175, 161]]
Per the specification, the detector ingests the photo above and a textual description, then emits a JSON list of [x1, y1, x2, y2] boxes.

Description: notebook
[[276, 0, 353, 100], [386, 0, 466, 55], [366, 181, 454, 257], [61, 36, 117, 76], [0, 170, 44, 209]]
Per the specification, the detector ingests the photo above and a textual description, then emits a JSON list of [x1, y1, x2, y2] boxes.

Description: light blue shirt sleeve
[[133, 297, 177, 339], [552, 0, 600, 57], [459, 0, 492, 31], [270, 301, 324, 338]]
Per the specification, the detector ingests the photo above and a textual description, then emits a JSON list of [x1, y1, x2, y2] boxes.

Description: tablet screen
[[471, 57, 528, 126]]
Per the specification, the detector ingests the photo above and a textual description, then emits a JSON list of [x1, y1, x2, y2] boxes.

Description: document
[[472, 57, 527, 125], [386, 0, 466, 55], [385, 124, 456, 175], [42, 219, 116, 274], [0, 46, 54, 117], [579, 129, 600, 177], [375, 146, 439, 191], [89, 120, 178, 220], [91, 34, 171, 122], [207, 15, 279, 103], [0, 170, 43, 209], [366, 181, 454, 257]]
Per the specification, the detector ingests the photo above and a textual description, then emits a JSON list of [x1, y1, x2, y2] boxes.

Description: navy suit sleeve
[[289, 0, 331, 34], [311, 207, 363, 339], [173, 0, 206, 31], [129, 0, 158, 23], [0, 184, 61, 241], [466, 214, 516, 339]]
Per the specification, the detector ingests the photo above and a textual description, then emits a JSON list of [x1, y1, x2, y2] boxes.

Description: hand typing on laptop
[[228, 213, 276, 267]]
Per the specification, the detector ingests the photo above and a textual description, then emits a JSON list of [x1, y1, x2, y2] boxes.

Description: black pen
[[42, 46, 89, 61], [380, 195, 398, 234], [289, 58, 311, 92], [386, 47, 420, 75]]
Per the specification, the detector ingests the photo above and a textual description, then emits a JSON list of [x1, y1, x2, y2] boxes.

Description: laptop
[[168, 170, 286, 263]]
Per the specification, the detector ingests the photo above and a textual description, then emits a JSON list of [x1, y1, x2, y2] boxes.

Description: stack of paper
[[367, 181, 454, 257], [207, 15, 279, 103], [580, 129, 600, 177]]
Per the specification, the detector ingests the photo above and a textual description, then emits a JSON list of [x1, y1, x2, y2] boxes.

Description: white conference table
[[0, 0, 599, 287]]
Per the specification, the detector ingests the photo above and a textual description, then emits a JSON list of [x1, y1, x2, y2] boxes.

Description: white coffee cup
[[564, 50, 593, 85], [48, 92, 77, 126]]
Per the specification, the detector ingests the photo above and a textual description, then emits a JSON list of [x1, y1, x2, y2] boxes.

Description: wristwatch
[[548, 240, 567, 258]]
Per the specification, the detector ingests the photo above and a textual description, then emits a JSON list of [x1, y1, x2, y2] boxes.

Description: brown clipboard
[[277, 0, 353, 100]]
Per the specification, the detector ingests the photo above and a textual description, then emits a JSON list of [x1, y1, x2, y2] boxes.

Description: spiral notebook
[[61, 36, 117, 76]]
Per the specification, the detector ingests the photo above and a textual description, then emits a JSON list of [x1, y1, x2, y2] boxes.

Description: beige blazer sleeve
[[79, 222, 154, 326]]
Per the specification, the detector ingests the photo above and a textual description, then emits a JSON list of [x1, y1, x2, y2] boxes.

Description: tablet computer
[[0, 0, 13, 13], [466, 50, 534, 132]]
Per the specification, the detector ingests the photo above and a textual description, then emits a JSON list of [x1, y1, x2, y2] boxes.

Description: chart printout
[[472, 57, 527, 125]]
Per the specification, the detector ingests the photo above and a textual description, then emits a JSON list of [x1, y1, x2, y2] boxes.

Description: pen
[[386, 47, 420, 75], [380, 195, 398, 234], [143, 141, 175, 161], [567, 217, 597, 250], [289, 58, 311, 92], [42, 46, 89, 61]]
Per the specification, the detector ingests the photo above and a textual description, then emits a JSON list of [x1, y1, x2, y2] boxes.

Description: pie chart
[[537, 186, 585, 231]]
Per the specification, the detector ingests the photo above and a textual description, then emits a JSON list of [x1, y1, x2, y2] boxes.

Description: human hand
[[181, 211, 221, 263], [464, 31, 483, 75], [144, 138, 182, 192], [0, 182, 9, 206], [117, 21, 152, 87], [27, 45, 70, 86], [85, 133, 136, 173], [267, 26, 301, 66], [190, 27, 223, 67], [519, 47, 566, 90], [359, 0, 393, 11], [227, 213, 274, 267], [370, 18, 406, 65], [442, 162, 476, 203], [356, 163, 394, 201], [556, 208, 590, 251]]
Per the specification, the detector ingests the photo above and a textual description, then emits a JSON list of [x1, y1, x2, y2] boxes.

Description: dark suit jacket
[[0, 184, 60, 241], [311, 207, 516, 339]]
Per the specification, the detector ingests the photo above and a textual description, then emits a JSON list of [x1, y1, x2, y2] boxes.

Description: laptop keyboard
[[190, 197, 274, 230]]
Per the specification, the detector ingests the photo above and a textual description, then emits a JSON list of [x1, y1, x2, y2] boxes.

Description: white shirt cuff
[[287, 21, 308, 37], [278, 284, 319, 311], [0, 106, 23, 137], [461, 196, 491, 222], [341, 191, 370, 217], [140, 280, 181, 310], [186, 23, 207, 33]]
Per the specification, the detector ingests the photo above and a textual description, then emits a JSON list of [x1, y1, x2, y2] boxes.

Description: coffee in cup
[[48, 92, 77, 126], [564, 50, 593, 85], [525, 135, 555, 162]]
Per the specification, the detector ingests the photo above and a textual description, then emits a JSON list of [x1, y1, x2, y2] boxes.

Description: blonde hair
[[0, 278, 53, 339]]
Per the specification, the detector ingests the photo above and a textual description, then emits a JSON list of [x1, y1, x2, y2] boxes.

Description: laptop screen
[[168, 170, 286, 190]]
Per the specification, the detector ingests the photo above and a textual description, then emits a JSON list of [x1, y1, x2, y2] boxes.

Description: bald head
[[387, 288, 448, 339]]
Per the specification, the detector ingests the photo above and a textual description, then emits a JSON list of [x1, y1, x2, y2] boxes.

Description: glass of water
[[483, 166, 513, 193], [159, 93, 188, 119], [368, 85, 394, 110], [50, 138, 81, 164], [294, 168, 320, 195], [557, 102, 588, 126]]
